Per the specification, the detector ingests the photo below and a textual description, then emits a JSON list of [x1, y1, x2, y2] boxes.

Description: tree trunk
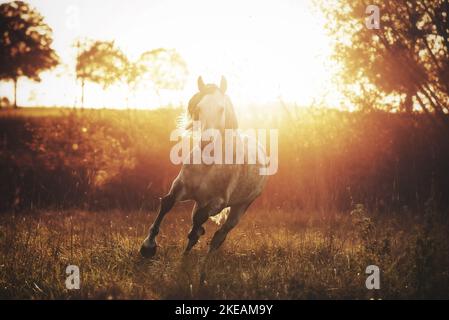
[[403, 89, 413, 114], [125, 85, 129, 109], [13, 78, 18, 108], [81, 78, 85, 109], [404, 92, 413, 113]]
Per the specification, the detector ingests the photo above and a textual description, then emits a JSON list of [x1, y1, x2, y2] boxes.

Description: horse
[[140, 76, 268, 258]]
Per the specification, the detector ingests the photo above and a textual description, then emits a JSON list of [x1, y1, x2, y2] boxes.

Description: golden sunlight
[[2, 0, 449, 301], [0, 0, 341, 110]]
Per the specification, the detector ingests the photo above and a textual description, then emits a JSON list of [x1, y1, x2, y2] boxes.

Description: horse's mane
[[178, 84, 219, 131]]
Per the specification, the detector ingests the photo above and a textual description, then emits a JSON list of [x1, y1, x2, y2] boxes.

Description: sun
[[177, 0, 337, 107]]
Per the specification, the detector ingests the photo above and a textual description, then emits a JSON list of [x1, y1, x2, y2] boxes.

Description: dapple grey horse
[[140, 76, 267, 257]]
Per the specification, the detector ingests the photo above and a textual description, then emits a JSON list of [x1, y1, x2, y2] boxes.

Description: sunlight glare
[[0, 0, 340, 110]]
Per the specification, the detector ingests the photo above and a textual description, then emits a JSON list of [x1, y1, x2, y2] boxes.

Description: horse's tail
[[210, 207, 230, 225], [176, 112, 192, 132]]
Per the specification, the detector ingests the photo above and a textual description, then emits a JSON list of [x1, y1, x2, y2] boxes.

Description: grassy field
[[1, 107, 449, 299], [1, 204, 448, 299]]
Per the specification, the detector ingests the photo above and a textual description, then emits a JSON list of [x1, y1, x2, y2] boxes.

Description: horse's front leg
[[140, 183, 182, 258]]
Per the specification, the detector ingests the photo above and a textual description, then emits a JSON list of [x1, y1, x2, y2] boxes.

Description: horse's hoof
[[200, 271, 207, 286], [140, 244, 157, 258], [183, 248, 191, 256]]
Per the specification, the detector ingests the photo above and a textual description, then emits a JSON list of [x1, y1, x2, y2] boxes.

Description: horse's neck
[[225, 103, 238, 130]]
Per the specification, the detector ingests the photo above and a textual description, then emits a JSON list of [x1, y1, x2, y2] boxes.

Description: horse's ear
[[198, 76, 206, 92], [220, 76, 227, 93]]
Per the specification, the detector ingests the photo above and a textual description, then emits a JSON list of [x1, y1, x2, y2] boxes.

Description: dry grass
[[1, 204, 448, 299]]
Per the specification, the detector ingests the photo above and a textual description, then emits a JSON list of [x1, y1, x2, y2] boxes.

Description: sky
[[0, 0, 344, 110]]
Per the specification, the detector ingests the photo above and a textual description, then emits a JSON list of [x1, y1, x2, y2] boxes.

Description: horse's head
[[187, 76, 238, 132]]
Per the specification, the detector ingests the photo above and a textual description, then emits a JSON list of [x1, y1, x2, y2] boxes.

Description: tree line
[[0, 1, 188, 108], [1, 0, 449, 121], [321, 0, 449, 129]]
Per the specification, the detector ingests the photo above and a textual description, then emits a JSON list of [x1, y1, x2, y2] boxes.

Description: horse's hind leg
[[208, 202, 251, 253], [198, 202, 251, 285], [184, 201, 224, 254], [140, 182, 183, 258]]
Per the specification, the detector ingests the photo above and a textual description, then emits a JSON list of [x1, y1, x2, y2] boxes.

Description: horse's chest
[[182, 165, 237, 199]]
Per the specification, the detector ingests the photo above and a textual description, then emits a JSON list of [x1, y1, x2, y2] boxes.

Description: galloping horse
[[140, 76, 267, 257]]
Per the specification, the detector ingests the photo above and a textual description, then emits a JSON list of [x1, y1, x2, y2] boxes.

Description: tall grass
[[1, 205, 448, 299], [1, 107, 448, 212]]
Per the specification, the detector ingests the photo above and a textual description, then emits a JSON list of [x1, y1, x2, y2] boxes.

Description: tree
[[122, 58, 145, 108], [76, 40, 127, 108], [322, 0, 449, 124], [138, 48, 188, 96], [0, 1, 59, 108]]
